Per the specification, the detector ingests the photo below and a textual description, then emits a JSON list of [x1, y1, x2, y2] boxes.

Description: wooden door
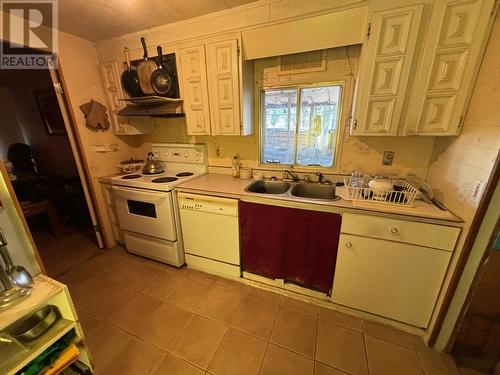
[[332, 234, 451, 327], [179, 45, 212, 135], [206, 39, 241, 135]]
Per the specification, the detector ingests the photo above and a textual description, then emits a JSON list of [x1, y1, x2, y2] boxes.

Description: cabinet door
[[179, 45, 211, 135], [206, 39, 241, 135], [239, 202, 341, 294], [99, 62, 129, 134], [404, 0, 495, 135], [332, 234, 451, 327], [351, 4, 423, 136]]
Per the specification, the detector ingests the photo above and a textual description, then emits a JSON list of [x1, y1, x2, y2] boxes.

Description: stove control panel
[[151, 144, 206, 164]]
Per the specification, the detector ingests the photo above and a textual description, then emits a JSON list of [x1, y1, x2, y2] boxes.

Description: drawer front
[[341, 213, 460, 251], [332, 234, 451, 327]]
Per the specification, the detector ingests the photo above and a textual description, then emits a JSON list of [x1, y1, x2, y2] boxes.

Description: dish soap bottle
[[232, 155, 241, 178]]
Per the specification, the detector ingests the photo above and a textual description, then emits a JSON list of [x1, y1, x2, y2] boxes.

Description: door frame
[[47, 58, 105, 249]]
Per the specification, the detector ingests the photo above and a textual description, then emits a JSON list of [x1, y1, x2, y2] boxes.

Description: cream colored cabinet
[[100, 181, 123, 244], [178, 35, 254, 136], [332, 213, 460, 327], [206, 39, 242, 135], [403, 0, 496, 135], [351, 4, 423, 136], [179, 45, 212, 135], [99, 62, 151, 135]]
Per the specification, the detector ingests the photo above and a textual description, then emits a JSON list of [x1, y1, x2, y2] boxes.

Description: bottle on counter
[[232, 155, 241, 178]]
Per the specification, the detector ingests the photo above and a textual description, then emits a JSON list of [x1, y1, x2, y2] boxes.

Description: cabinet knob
[[345, 242, 352, 248], [391, 227, 399, 234]]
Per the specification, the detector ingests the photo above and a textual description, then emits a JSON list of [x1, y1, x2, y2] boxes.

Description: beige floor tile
[[261, 344, 314, 375], [94, 255, 161, 290], [168, 278, 213, 311], [85, 321, 132, 373], [365, 335, 423, 375], [188, 269, 220, 284], [417, 346, 460, 375], [151, 353, 204, 375], [142, 270, 185, 300], [215, 277, 250, 295], [198, 286, 244, 324], [70, 275, 137, 319], [315, 362, 351, 375], [363, 320, 420, 349], [169, 315, 227, 369], [208, 329, 267, 375], [281, 296, 320, 318], [231, 295, 279, 340], [316, 320, 368, 375], [270, 307, 318, 358], [458, 366, 490, 375], [100, 337, 164, 375], [109, 292, 162, 334], [76, 308, 102, 337], [139, 302, 192, 350], [247, 286, 283, 306], [319, 307, 363, 332]]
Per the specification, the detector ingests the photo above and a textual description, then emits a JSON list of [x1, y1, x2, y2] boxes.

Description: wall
[[0, 67, 78, 176], [428, 15, 500, 349], [0, 88, 26, 161], [141, 47, 435, 178]]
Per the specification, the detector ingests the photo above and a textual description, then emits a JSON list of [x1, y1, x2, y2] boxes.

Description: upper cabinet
[[178, 35, 254, 136], [99, 62, 151, 135], [403, 0, 496, 135], [352, 0, 496, 137], [351, 4, 423, 136]]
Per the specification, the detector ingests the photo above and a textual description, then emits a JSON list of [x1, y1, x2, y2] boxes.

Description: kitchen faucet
[[316, 172, 325, 184], [283, 169, 299, 181]]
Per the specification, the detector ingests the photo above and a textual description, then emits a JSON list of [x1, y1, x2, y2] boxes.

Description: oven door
[[112, 186, 176, 241]]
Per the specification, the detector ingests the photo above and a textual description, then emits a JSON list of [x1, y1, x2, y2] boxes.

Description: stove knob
[[184, 151, 189, 158], [196, 151, 201, 161]]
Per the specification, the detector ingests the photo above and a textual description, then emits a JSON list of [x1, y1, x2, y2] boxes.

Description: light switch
[[383, 151, 395, 165]]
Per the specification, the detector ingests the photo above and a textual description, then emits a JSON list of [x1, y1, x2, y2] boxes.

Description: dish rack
[[342, 177, 419, 207]]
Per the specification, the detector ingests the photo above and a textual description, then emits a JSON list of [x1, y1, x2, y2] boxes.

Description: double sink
[[245, 180, 339, 201]]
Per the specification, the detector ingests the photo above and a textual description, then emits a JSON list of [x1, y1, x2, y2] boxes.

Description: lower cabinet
[[239, 201, 341, 294], [332, 233, 452, 328]]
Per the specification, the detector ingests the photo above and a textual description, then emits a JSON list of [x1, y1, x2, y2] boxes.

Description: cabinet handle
[[391, 227, 399, 234], [345, 242, 352, 248]]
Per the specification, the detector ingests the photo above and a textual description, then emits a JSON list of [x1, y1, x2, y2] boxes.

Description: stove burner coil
[[122, 174, 141, 179], [176, 172, 194, 177], [151, 177, 178, 183]]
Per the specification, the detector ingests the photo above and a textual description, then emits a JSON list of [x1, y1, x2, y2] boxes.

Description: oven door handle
[[112, 185, 169, 203]]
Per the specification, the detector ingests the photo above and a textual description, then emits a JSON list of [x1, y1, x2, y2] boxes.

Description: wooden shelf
[[0, 275, 65, 331], [1, 318, 76, 375]]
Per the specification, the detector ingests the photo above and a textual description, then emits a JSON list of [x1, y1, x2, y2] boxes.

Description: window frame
[[258, 81, 345, 172]]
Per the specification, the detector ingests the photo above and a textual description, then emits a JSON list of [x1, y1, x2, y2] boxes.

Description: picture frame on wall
[[34, 89, 67, 135]]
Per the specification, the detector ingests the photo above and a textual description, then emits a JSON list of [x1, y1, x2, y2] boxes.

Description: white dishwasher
[[178, 193, 240, 277]]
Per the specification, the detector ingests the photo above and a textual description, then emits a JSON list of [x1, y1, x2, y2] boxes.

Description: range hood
[[117, 96, 184, 117]]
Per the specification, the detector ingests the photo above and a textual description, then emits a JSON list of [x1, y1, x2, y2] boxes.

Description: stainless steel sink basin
[[245, 180, 291, 194], [291, 183, 337, 200]]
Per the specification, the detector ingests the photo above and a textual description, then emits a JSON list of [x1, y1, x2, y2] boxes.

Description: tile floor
[[55, 247, 472, 375]]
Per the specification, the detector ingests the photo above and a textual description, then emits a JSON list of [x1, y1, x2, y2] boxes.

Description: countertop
[[176, 174, 462, 225]]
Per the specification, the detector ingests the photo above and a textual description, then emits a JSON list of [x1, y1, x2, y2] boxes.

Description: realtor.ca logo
[[0, 0, 58, 69]]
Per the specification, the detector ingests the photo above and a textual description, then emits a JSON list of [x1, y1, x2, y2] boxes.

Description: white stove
[[110, 143, 207, 266]]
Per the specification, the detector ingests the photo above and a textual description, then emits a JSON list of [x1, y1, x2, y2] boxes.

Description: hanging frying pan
[[137, 36, 157, 95], [151, 46, 174, 96], [121, 47, 143, 97]]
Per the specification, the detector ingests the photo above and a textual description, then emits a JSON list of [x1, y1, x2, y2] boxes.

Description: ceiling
[[57, 0, 259, 42]]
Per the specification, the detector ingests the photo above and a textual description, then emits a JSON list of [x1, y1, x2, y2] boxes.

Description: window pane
[[296, 86, 341, 167], [262, 89, 297, 165]]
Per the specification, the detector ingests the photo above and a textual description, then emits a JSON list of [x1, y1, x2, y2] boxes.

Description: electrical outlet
[[215, 144, 221, 157], [382, 151, 395, 165], [471, 180, 486, 204]]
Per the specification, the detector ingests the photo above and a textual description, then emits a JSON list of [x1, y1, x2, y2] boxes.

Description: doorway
[[0, 47, 103, 278]]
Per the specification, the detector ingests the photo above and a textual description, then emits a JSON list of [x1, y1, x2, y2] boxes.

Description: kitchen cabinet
[[100, 180, 123, 244], [351, 0, 496, 136], [403, 0, 496, 135], [332, 213, 460, 327], [239, 202, 341, 294], [99, 62, 151, 135], [178, 34, 254, 136], [351, 3, 423, 136]]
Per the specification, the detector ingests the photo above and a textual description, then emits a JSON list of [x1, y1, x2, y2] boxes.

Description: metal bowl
[[7, 305, 59, 342]]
